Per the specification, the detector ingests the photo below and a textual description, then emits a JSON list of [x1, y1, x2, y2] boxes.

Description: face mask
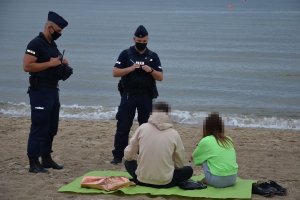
[[135, 42, 147, 51], [50, 28, 62, 40]]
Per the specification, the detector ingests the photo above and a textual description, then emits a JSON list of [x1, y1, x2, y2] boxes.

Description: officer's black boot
[[29, 157, 48, 173], [41, 154, 64, 170]]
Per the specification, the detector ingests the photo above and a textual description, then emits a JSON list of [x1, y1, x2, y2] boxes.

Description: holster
[[29, 76, 39, 90], [150, 83, 158, 99], [118, 79, 125, 96]]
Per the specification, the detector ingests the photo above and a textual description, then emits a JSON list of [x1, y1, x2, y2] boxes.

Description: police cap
[[48, 11, 68, 29], [134, 25, 148, 38]]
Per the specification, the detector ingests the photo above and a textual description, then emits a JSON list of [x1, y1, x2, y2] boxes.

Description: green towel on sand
[[58, 170, 255, 199]]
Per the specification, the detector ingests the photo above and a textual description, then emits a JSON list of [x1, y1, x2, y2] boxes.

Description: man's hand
[[113, 64, 139, 77], [141, 65, 153, 73], [23, 54, 66, 73], [49, 57, 62, 67], [62, 58, 69, 65], [130, 63, 141, 72]]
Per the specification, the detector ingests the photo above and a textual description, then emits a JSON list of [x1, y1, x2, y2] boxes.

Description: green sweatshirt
[[192, 135, 238, 176]]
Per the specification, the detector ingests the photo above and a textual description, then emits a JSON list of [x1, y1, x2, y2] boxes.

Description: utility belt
[[121, 86, 158, 99], [118, 77, 158, 99], [29, 76, 58, 90], [124, 88, 148, 96]]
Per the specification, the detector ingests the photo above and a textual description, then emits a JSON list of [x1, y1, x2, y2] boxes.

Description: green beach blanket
[[58, 170, 255, 199]]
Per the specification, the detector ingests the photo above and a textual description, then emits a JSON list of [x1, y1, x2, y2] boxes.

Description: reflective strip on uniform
[[26, 49, 36, 55]]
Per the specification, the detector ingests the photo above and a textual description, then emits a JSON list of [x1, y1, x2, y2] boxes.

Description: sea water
[[0, 0, 300, 130]]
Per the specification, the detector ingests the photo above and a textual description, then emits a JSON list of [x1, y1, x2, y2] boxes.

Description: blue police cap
[[48, 11, 68, 29], [134, 25, 148, 38]]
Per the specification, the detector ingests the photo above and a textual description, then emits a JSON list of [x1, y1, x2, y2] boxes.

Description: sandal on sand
[[252, 180, 287, 197], [252, 182, 276, 197], [268, 180, 287, 196]]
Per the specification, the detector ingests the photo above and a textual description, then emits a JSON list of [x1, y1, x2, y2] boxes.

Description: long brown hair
[[203, 112, 233, 148]]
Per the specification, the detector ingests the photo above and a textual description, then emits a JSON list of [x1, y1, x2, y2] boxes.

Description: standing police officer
[[111, 25, 163, 164], [23, 11, 70, 173]]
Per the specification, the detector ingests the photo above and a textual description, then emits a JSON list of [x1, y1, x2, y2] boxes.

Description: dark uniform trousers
[[112, 93, 152, 159], [27, 87, 60, 158]]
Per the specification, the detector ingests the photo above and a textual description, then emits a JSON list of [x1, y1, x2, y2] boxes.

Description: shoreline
[[1, 113, 300, 132], [0, 115, 300, 200]]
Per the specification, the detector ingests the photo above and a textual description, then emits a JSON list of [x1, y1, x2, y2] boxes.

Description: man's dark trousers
[[112, 93, 152, 159], [27, 87, 60, 158], [124, 160, 193, 188]]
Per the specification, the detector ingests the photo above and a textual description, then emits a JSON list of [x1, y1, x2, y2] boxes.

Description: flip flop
[[268, 180, 287, 196], [252, 182, 276, 197]]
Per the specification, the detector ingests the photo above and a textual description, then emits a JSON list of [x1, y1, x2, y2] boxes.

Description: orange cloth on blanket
[[80, 176, 135, 191]]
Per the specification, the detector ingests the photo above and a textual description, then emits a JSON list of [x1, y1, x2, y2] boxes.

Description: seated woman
[[192, 113, 238, 188]]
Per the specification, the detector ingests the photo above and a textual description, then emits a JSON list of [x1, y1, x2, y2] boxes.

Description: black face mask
[[50, 28, 62, 40], [135, 42, 147, 51]]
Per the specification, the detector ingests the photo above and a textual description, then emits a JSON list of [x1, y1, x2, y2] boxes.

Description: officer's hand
[[131, 63, 141, 71], [141, 65, 153, 73], [49, 57, 62, 67], [62, 58, 69, 65]]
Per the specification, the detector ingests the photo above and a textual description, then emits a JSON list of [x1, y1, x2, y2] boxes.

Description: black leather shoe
[[110, 157, 122, 165], [29, 157, 48, 173], [42, 160, 64, 169], [29, 165, 49, 173], [42, 154, 64, 170]]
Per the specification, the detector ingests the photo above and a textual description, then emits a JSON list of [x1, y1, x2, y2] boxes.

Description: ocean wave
[[0, 102, 299, 130]]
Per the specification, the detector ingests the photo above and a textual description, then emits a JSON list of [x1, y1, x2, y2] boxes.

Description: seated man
[[124, 101, 193, 188]]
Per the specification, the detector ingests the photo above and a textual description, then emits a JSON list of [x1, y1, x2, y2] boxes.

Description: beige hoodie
[[124, 112, 188, 185]]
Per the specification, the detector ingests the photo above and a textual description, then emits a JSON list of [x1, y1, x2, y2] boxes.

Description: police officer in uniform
[[111, 25, 163, 164], [23, 11, 70, 173]]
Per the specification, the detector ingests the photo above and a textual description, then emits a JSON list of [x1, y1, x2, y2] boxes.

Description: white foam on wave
[[60, 104, 117, 120], [171, 111, 300, 130], [0, 102, 30, 116], [0, 102, 299, 130], [224, 115, 300, 130]]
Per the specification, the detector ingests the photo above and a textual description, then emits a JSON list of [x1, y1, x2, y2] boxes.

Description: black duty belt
[[29, 76, 58, 89]]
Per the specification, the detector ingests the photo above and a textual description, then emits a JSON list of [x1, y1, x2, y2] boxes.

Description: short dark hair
[[153, 101, 170, 113]]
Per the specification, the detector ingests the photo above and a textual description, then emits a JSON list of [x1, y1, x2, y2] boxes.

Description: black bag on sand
[[252, 180, 287, 197], [178, 180, 207, 190]]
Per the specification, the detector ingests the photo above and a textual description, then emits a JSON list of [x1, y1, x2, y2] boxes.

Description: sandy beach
[[0, 115, 299, 200]]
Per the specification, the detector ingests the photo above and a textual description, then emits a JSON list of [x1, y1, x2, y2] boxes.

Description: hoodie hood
[[148, 111, 173, 131]]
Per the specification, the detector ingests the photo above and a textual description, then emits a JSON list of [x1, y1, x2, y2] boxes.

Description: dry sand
[[0, 115, 299, 200]]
